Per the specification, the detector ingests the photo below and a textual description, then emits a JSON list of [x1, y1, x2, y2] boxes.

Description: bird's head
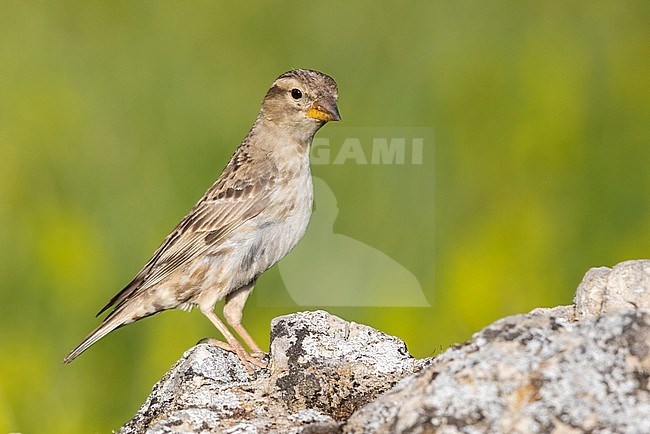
[[261, 69, 341, 133]]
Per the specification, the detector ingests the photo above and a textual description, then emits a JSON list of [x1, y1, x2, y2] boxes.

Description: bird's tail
[[63, 308, 134, 364]]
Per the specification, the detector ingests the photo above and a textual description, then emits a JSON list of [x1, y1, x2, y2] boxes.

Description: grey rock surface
[[344, 311, 650, 434], [269, 310, 428, 420], [118, 310, 424, 434], [530, 259, 650, 322], [575, 259, 650, 319], [118, 260, 650, 434]]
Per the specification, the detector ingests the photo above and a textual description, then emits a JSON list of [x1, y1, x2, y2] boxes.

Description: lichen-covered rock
[[117, 345, 322, 434], [118, 310, 422, 433], [343, 311, 650, 434], [575, 259, 650, 319], [530, 260, 650, 322], [270, 310, 427, 420]]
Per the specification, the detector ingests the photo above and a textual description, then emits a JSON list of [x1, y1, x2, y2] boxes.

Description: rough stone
[[118, 310, 424, 434], [344, 311, 650, 434], [269, 310, 428, 420], [575, 259, 650, 319]]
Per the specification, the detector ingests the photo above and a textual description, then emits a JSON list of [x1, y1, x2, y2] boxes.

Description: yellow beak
[[306, 98, 341, 122]]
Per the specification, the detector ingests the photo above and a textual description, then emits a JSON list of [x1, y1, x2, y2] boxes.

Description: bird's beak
[[307, 98, 341, 122]]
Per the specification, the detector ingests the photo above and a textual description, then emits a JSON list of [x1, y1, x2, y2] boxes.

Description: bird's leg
[[198, 306, 265, 375], [224, 283, 266, 360]]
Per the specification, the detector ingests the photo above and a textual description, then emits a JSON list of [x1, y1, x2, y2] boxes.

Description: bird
[[64, 69, 340, 373]]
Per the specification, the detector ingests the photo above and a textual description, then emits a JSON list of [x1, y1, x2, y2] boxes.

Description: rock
[[270, 311, 428, 420], [344, 311, 650, 434], [575, 259, 650, 319], [119, 345, 266, 434], [573, 266, 611, 320], [531, 260, 650, 322], [118, 260, 650, 434], [527, 304, 575, 320], [118, 310, 424, 434]]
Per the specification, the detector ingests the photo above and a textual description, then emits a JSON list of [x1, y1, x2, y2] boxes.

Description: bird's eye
[[290, 88, 303, 100]]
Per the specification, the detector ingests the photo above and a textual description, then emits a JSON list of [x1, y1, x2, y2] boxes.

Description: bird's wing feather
[[97, 169, 276, 316]]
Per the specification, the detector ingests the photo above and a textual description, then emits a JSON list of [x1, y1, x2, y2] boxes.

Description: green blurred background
[[1, 1, 648, 432]]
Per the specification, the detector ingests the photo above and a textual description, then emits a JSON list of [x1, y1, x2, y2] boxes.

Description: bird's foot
[[250, 350, 268, 360], [199, 338, 268, 374]]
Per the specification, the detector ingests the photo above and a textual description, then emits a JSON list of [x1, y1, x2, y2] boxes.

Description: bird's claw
[[199, 338, 267, 374], [250, 350, 268, 360]]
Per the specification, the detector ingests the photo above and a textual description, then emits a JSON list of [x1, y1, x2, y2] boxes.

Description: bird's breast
[[254, 166, 314, 267], [207, 166, 313, 295]]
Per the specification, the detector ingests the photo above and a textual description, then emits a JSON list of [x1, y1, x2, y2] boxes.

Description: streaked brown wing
[[97, 174, 274, 316]]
